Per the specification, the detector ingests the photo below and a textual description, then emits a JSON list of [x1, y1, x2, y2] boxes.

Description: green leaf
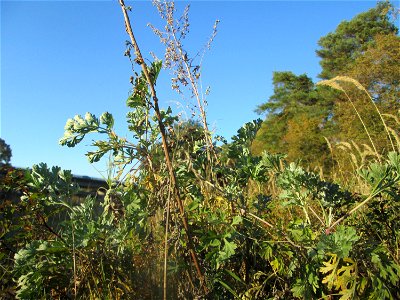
[[148, 60, 162, 85], [231, 215, 242, 226], [209, 239, 221, 247], [127, 93, 146, 108], [215, 278, 239, 298], [187, 199, 200, 211], [59, 113, 102, 147], [317, 226, 359, 258], [87, 150, 107, 163], [100, 112, 114, 128], [219, 238, 237, 261], [320, 253, 340, 290], [225, 269, 246, 286]]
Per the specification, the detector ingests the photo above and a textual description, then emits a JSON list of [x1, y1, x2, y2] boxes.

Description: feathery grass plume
[[317, 78, 345, 92], [360, 143, 378, 159], [324, 136, 336, 176], [337, 141, 379, 170], [383, 112, 400, 125], [338, 142, 360, 171], [383, 111, 400, 151], [387, 127, 400, 152], [332, 75, 366, 91], [337, 142, 357, 172], [318, 77, 380, 161], [319, 76, 395, 153], [351, 141, 362, 157], [337, 141, 352, 150], [351, 141, 370, 167]]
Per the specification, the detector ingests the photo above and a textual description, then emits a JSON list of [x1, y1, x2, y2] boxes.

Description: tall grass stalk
[[318, 76, 396, 160], [336, 76, 396, 152], [318, 78, 380, 162], [383, 112, 400, 151]]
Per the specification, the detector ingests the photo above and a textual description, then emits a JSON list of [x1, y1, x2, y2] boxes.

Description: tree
[[253, 72, 321, 154], [0, 138, 12, 165], [283, 113, 331, 171], [317, 1, 397, 79], [255, 72, 316, 115], [252, 72, 334, 171], [347, 33, 400, 111]]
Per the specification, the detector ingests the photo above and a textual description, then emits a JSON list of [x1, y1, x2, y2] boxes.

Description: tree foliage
[[316, 1, 398, 79], [253, 72, 335, 170], [0, 138, 12, 166], [347, 33, 400, 111]]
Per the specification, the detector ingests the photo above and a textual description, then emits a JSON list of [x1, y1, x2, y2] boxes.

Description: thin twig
[[308, 204, 326, 227], [243, 210, 274, 228], [38, 213, 66, 244]]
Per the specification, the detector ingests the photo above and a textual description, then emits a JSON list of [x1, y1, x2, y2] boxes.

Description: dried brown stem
[[118, 0, 207, 293], [163, 183, 171, 300]]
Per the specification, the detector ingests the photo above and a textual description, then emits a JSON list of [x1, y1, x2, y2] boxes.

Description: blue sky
[[2, 0, 380, 178]]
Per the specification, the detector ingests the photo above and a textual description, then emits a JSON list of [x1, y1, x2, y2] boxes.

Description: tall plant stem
[[163, 184, 171, 300], [118, 0, 207, 293], [328, 174, 387, 231], [72, 221, 77, 299], [360, 85, 395, 152], [342, 89, 381, 162]]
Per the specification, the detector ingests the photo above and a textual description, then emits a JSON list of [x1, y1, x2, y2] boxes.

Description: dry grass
[[319, 76, 399, 187]]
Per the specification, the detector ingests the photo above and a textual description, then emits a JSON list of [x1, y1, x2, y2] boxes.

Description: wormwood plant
[[12, 164, 149, 299], [7, 1, 400, 299]]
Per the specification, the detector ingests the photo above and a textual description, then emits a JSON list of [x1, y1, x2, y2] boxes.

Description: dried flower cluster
[[148, 0, 219, 149]]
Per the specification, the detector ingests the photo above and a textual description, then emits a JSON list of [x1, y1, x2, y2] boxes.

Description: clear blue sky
[[2, 0, 380, 178]]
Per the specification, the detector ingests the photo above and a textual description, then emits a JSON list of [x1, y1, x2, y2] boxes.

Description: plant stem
[[343, 89, 381, 162], [353, 79, 395, 152], [163, 183, 171, 300], [118, 0, 207, 293], [328, 193, 373, 230], [72, 221, 77, 299]]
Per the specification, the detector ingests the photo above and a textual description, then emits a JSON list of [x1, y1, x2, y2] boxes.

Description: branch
[[327, 193, 374, 231]]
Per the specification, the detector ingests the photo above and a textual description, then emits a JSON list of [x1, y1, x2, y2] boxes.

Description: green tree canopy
[[255, 72, 317, 115], [0, 138, 12, 165], [317, 1, 398, 79], [253, 72, 318, 157], [347, 33, 400, 110], [329, 33, 400, 157], [252, 72, 335, 169]]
